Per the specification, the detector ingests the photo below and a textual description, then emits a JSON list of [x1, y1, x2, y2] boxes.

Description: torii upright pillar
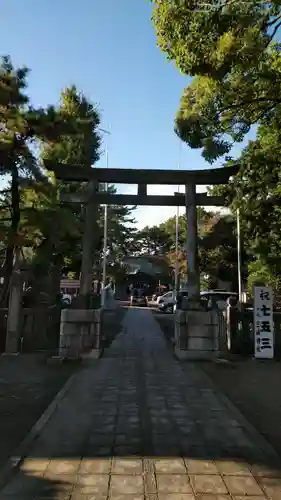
[[174, 182, 220, 360], [186, 182, 200, 302]]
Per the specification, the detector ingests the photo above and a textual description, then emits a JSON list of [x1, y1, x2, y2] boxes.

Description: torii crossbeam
[[44, 160, 238, 207]]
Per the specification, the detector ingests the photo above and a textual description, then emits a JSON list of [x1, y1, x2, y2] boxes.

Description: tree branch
[[221, 97, 281, 113], [269, 19, 281, 42], [267, 13, 281, 28], [254, 103, 276, 123]]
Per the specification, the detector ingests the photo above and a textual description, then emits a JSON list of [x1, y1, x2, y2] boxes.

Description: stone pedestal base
[[174, 308, 220, 361], [5, 270, 23, 354], [81, 348, 102, 364], [59, 309, 101, 359], [174, 346, 217, 360], [1, 352, 20, 357]]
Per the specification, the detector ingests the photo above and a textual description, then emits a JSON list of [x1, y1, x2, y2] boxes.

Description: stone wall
[[59, 309, 101, 359], [174, 308, 226, 360], [58, 296, 121, 360]]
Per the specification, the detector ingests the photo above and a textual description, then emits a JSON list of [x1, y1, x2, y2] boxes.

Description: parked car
[[172, 289, 238, 313], [158, 291, 175, 313], [62, 293, 72, 305], [130, 289, 148, 307], [159, 289, 188, 314], [173, 289, 189, 313], [157, 290, 173, 305]]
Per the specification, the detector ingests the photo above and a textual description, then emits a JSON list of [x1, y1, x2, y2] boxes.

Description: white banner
[[254, 286, 274, 359]]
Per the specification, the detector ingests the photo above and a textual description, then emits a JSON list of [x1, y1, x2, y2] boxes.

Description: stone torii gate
[[45, 160, 238, 360]]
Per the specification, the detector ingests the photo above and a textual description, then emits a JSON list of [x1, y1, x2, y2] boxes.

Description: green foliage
[[209, 115, 281, 277], [247, 260, 281, 305], [41, 86, 101, 167], [151, 0, 281, 161], [39, 85, 102, 272], [130, 208, 241, 286], [199, 214, 248, 286], [0, 56, 72, 302], [133, 225, 173, 255], [40, 85, 136, 278]]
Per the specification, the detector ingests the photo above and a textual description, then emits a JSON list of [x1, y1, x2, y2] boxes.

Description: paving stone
[[71, 490, 107, 499], [184, 459, 219, 475], [1, 308, 278, 500], [231, 496, 267, 500], [21, 458, 50, 473], [215, 460, 252, 476], [194, 496, 231, 500], [152, 435, 179, 448], [153, 444, 181, 456], [113, 444, 142, 455], [250, 462, 281, 478], [110, 474, 144, 494], [77, 474, 109, 494], [194, 495, 232, 500], [223, 475, 263, 496], [156, 474, 192, 494], [34, 493, 72, 500], [108, 495, 144, 500], [98, 423, 116, 434], [256, 476, 281, 499], [45, 460, 81, 475], [1, 472, 49, 495], [111, 458, 142, 474], [143, 472, 157, 494], [88, 435, 114, 446], [84, 445, 112, 457], [79, 459, 111, 474], [158, 495, 196, 500], [189, 475, 228, 495], [154, 459, 187, 474]]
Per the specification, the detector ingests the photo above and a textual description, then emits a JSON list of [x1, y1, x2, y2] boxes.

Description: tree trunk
[[0, 165, 20, 306]]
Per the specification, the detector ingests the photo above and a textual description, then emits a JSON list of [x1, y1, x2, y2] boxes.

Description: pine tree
[[0, 56, 70, 303], [41, 86, 136, 280]]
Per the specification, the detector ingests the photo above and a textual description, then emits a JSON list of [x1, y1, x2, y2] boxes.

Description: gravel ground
[[203, 359, 281, 457], [0, 354, 76, 468]]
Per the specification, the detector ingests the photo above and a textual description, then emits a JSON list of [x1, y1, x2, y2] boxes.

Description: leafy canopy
[[210, 112, 281, 274], [41, 86, 136, 278], [151, 0, 281, 161], [0, 56, 74, 301]]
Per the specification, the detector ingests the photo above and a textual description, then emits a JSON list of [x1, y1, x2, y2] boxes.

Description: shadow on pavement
[[1, 307, 281, 498]]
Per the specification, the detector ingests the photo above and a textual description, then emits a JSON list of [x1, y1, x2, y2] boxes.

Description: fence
[[0, 308, 8, 352], [0, 305, 61, 354], [217, 310, 227, 354], [227, 306, 281, 358]]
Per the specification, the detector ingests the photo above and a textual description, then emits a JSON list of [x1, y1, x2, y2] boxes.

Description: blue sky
[[1, 0, 254, 227]]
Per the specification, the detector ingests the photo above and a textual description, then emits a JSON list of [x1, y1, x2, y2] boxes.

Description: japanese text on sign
[[254, 286, 274, 359]]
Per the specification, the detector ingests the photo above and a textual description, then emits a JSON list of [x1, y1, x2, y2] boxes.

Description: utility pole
[[101, 149, 109, 307], [174, 140, 182, 297], [175, 202, 179, 294], [237, 208, 242, 306], [100, 129, 111, 307]]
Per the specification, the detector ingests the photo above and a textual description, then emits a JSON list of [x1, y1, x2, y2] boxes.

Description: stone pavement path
[[1, 308, 281, 499]]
